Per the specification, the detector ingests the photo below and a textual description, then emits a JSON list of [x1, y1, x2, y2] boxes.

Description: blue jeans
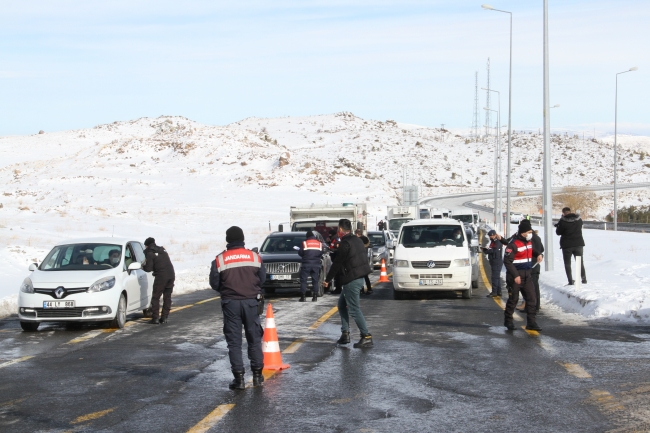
[[338, 278, 369, 336]]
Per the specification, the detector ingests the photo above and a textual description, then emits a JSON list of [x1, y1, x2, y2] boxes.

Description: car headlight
[[88, 276, 116, 292], [395, 260, 409, 268], [20, 278, 34, 293], [377, 247, 386, 254], [453, 259, 470, 267]]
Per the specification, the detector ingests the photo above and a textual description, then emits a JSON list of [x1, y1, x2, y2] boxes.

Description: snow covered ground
[[1, 113, 648, 320]]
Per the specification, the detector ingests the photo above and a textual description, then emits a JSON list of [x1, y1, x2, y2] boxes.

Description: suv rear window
[[261, 236, 305, 253]]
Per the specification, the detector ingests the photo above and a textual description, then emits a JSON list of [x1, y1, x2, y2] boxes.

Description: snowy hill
[[0, 112, 648, 316]]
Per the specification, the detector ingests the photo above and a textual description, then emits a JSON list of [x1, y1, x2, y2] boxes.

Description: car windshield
[[40, 244, 123, 271], [368, 233, 385, 247], [399, 225, 465, 248], [261, 236, 305, 253], [452, 215, 474, 224], [388, 218, 412, 231]]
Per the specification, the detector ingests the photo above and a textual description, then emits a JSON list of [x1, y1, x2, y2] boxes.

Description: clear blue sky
[[0, 0, 647, 135]]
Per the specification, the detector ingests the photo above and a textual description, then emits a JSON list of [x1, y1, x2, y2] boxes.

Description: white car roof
[[402, 219, 462, 227], [54, 237, 136, 246]]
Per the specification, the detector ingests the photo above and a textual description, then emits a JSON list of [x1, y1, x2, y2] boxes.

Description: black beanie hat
[[487, 230, 497, 236], [518, 219, 533, 234], [305, 230, 314, 238], [144, 237, 155, 247], [226, 226, 245, 243]]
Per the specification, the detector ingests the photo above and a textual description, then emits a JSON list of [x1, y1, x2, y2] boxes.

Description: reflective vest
[[511, 238, 533, 269], [302, 239, 322, 251], [215, 248, 262, 299]]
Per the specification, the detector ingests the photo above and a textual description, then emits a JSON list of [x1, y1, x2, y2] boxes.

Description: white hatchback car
[[17, 237, 154, 331]]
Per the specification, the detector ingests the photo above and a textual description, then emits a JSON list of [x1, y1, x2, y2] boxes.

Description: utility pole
[[485, 59, 491, 140], [542, 0, 554, 271], [472, 72, 480, 142]]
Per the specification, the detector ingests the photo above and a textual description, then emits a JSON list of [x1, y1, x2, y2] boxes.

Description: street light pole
[[483, 87, 502, 229], [485, 106, 500, 230], [542, 0, 553, 271], [614, 67, 638, 231], [482, 4, 513, 238]]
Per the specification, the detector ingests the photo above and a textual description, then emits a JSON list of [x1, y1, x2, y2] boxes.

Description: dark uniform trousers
[[152, 275, 174, 319], [531, 266, 541, 311], [221, 298, 264, 372], [505, 269, 537, 324], [300, 265, 321, 295], [489, 258, 503, 295]]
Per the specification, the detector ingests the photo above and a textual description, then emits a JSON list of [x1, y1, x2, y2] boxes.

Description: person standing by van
[[483, 230, 507, 297]]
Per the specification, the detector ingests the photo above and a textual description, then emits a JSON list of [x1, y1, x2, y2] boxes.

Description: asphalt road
[[1, 261, 650, 432]]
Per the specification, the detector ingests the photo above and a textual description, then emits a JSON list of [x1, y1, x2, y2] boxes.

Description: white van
[[392, 219, 479, 300]]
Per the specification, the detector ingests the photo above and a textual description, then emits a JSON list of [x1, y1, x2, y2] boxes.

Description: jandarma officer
[[209, 226, 266, 390], [298, 230, 323, 302]]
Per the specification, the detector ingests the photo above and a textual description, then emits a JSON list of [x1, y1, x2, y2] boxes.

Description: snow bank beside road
[[537, 228, 650, 322]]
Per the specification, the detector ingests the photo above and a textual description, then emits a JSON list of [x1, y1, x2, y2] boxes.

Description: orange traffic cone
[[378, 259, 390, 283], [262, 303, 290, 371]]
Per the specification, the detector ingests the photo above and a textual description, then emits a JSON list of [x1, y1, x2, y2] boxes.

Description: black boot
[[353, 334, 373, 348], [504, 321, 516, 331], [159, 317, 168, 324], [336, 332, 350, 344], [487, 292, 499, 298], [252, 368, 264, 387], [228, 370, 245, 390], [148, 318, 160, 325], [526, 322, 543, 332], [311, 295, 318, 302], [299, 295, 306, 302]]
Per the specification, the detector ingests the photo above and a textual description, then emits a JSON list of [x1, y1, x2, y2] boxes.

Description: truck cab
[[392, 219, 479, 300]]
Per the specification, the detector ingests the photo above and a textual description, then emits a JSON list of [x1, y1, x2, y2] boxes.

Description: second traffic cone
[[379, 258, 390, 283], [262, 303, 290, 371]]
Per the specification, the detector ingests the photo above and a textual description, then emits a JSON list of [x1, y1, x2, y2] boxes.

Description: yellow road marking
[[587, 390, 625, 413], [0, 356, 34, 369], [560, 362, 592, 378], [67, 330, 104, 344], [308, 306, 338, 330], [195, 297, 220, 305], [170, 305, 193, 313], [71, 407, 116, 424], [186, 404, 235, 433], [283, 338, 305, 354], [521, 326, 539, 336], [478, 252, 492, 290]]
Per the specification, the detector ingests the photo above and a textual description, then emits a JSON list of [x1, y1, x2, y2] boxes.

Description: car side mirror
[[128, 262, 142, 273], [470, 239, 479, 248], [251, 247, 259, 253], [386, 240, 394, 249], [28, 263, 38, 271]]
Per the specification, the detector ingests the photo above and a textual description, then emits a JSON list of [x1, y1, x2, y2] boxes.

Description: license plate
[[43, 300, 75, 308], [419, 279, 443, 286], [270, 275, 291, 281]]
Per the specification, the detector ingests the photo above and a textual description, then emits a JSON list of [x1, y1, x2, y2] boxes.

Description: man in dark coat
[[209, 226, 266, 390], [530, 230, 545, 312], [555, 207, 587, 285], [482, 229, 507, 297], [298, 230, 323, 302], [323, 219, 374, 348], [143, 237, 175, 324]]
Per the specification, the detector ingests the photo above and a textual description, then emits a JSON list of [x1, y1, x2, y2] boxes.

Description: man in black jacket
[[143, 238, 175, 324], [531, 230, 545, 312], [555, 207, 587, 285], [209, 226, 266, 390], [323, 219, 373, 348], [482, 229, 508, 297]]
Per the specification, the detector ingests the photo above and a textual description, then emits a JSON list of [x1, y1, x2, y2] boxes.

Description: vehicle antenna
[[112, 225, 114, 237]]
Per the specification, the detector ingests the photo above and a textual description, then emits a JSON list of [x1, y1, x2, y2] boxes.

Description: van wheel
[[462, 288, 472, 299], [20, 321, 39, 332], [110, 294, 127, 329], [393, 289, 405, 300], [472, 279, 478, 289]]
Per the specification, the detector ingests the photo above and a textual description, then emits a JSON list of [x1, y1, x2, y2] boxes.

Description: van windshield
[[399, 225, 465, 248], [452, 215, 474, 224], [40, 244, 123, 271], [389, 218, 412, 231]]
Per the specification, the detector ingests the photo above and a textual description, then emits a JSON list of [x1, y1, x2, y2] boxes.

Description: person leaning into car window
[[143, 237, 176, 325]]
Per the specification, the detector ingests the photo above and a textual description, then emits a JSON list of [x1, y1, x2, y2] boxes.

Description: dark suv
[[256, 232, 331, 297]]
